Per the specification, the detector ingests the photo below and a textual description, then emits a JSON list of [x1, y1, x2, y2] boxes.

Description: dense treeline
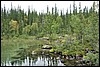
[[1, 1, 99, 47]]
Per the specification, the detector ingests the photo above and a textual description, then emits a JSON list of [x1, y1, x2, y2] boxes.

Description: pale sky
[[1, 1, 98, 14]]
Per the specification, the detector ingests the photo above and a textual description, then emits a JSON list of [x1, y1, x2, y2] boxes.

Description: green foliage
[[83, 52, 99, 65], [49, 33, 59, 40], [22, 25, 31, 35], [30, 23, 38, 35], [31, 23, 38, 30], [18, 35, 29, 39], [49, 48, 55, 53]]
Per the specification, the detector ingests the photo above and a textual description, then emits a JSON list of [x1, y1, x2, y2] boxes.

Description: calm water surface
[[1, 55, 65, 66]]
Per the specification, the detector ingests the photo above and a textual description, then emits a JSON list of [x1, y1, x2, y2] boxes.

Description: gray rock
[[56, 57, 60, 60], [42, 45, 52, 49], [32, 51, 36, 55], [42, 37, 49, 40]]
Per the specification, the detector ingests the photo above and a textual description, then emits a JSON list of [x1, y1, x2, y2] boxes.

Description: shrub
[[83, 52, 99, 65]]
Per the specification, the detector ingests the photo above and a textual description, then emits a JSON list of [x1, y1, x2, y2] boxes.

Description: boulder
[[42, 37, 49, 40], [61, 40, 66, 43], [58, 36, 63, 39], [64, 34, 68, 37], [56, 57, 60, 60], [49, 49, 55, 53], [61, 59, 65, 63], [32, 51, 36, 55], [42, 45, 52, 49]]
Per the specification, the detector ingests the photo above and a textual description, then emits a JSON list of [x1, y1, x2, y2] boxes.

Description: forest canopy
[[1, 1, 99, 50]]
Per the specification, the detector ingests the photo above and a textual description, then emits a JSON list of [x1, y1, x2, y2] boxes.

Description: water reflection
[[1, 55, 65, 66], [1, 46, 83, 66]]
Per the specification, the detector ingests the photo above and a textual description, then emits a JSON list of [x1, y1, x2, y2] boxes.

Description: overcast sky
[[1, 1, 98, 14]]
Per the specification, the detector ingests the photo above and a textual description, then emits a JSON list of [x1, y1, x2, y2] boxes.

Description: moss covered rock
[[49, 49, 55, 53]]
